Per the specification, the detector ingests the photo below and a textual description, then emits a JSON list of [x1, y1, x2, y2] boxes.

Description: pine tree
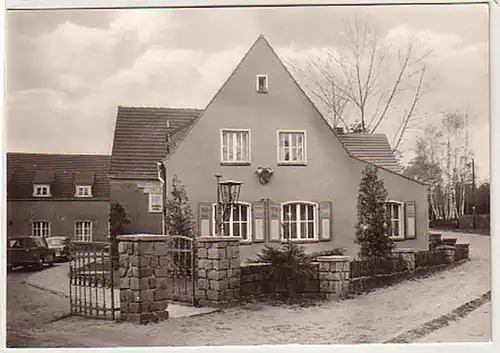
[[355, 166, 394, 258], [109, 202, 131, 268], [165, 175, 195, 237]]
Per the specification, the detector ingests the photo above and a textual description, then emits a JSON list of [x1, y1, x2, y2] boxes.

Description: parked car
[[7, 236, 55, 272], [45, 236, 71, 262]]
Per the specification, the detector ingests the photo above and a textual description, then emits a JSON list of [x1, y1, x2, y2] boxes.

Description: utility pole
[[472, 158, 476, 229]]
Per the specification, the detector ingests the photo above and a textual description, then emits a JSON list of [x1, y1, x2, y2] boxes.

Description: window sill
[[390, 237, 406, 242], [32, 195, 53, 198], [220, 162, 251, 166], [281, 239, 318, 244], [240, 240, 253, 245], [277, 162, 307, 167]]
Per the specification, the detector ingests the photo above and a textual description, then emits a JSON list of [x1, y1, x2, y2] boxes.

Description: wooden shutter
[[268, 201, 282, 242], [252, 201, 266, 243], [318, 201, 332, 241], [198, 202, 213, 237], [405, 201, 417, 239]]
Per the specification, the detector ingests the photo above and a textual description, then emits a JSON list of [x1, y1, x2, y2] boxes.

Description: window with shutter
[[252, 201, 266, 243], [268, 201, 281, 242], [405, 201, 417, 239], [198, 202, 213, 237], [318, 201, 332, 241]]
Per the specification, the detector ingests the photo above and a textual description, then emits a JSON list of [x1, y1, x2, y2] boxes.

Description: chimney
[[334, 126, 344, 134]]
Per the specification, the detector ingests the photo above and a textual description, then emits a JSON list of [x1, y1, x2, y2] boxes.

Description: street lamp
[[215, 174, 243, 236]]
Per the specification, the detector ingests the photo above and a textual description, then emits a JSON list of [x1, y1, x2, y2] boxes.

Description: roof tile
[[7, 153, 110, 200]]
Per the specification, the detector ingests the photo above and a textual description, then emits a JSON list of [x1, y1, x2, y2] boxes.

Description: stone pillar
[[436, 244, 456, 264], [317, 255, 351, 300], [117, 235, 170, 324], [392, 248, 416, 272], [196, 236, 241, 307]]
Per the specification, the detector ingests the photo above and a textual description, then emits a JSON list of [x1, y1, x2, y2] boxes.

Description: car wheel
[[46, 255, 55, 267], [36, 258, 44, 270]]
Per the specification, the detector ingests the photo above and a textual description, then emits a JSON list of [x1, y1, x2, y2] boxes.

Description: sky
[[5, 3, 490, 180]]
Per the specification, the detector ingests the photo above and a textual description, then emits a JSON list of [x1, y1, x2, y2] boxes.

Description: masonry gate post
[[196, 236, 241, 307], [317, 255, 351, 300], [117, 235, 170, 324]]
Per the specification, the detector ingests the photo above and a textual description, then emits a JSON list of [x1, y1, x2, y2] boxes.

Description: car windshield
[[47, 238, 64, 246]]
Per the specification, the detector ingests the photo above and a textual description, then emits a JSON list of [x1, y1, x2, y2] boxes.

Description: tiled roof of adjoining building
[[110, 106, 202, 180], [7, 153, 111, 200]]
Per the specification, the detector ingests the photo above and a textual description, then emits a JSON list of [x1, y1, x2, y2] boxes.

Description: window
[[278, 131, 306, 164], [221, 129, 250, 163], [281, 202, 317, 240], [386, 201, 404, 240], [256, 74, 268, 93], [75, 185, 92, 197], [212, 202, 251, 241], [149, 193, 163, 213], [33, 184, 51, 197], [32, 221, 50, 237], [75, 221, 92, 242]]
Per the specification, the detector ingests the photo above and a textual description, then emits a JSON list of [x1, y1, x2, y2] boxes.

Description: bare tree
[[287, 14, 434, 154]]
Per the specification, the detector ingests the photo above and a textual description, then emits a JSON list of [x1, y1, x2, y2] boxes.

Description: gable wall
[[165, 38, 428, 260]]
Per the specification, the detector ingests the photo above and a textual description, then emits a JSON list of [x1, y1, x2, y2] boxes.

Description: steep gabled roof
[[162, 34, 423, 185], [110, 106, 202, 180], [336, 133, 403, 173], [7, 153, 111, 200]]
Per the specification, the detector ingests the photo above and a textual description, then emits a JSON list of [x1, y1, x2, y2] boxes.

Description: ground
[[5, 231, 491, 347]]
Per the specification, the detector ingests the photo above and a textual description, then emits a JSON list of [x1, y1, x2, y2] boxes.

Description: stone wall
[[117, 235, 170, 324], [196, 237, 241, 307], [240, 262, 320, 300]]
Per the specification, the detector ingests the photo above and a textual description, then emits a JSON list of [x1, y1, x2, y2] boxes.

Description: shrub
[[355, 166, 395, 259], [255, 238, 316, 299]]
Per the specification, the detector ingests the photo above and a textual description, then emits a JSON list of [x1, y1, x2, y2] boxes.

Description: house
[[6, 153, 111, 241], [110, 35, 429, 260]]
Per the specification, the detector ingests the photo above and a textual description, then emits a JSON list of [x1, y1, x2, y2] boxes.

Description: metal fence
[[350, 256, 408, 279], [69, 241, 118, 320]]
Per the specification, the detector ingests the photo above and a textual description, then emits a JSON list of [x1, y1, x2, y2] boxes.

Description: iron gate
[[164, 235, 197, 306], [69, 241, 119, 320]]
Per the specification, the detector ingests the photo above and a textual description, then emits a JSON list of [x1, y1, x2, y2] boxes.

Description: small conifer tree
[[355, 166, 394, 258], [165, 175, 195, 238]]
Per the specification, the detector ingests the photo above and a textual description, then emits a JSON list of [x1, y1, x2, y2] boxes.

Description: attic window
[[75, 185, 92, 197], [33, 184, 51, 197], [256, 75, 268, 93]]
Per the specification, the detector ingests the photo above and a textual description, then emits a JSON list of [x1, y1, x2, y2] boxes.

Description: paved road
[[5, 232, 491, 347]]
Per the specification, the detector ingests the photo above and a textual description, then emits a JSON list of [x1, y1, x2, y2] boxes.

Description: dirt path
[[7, 232, 490, 347]]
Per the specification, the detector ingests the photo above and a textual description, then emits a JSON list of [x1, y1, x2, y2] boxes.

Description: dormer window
[[75, 185, 92, 197], [33, 184, 51, 197], [74, 171, 95, 198], [256, 74, 268, 93]]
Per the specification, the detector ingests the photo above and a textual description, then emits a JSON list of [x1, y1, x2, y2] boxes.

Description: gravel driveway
[[6, 231, 491, 347]]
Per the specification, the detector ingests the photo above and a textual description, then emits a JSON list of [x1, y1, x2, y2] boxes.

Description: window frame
[[277, 130, 307, 165], [280, 201, 318, 242], [33, 184, 51, 197], [75, 221, 93, 242], [32, 221, 51, 238], [220, 129, 251, 165], [211, 202, 252, 242], [386, 200, 405, 240], [75, 185, 93, 198], [256, 74, 268, 93]]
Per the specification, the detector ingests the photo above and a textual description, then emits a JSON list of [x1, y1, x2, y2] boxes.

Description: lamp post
[[215, 174, 243, 236]]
